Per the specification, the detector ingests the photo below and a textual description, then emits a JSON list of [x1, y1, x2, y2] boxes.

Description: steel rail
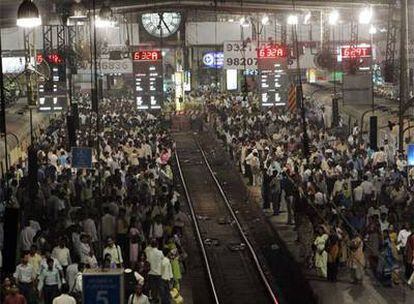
[[195, 139, 279, 304], [174, 152, 220, 304]]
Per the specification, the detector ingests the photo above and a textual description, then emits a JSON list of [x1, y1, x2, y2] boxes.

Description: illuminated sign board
[[133, 50, 162, 61], [259, 61, 288, 108], [37, 52, 67, 112], [340, 46, 372, 59], [408, 144, 414, 166], [202, 52, 224, 68], [37, 53, 64, 65], [258, 45, 288, 59], [132, 50, 163, 110], [226, 69, 238, 90]]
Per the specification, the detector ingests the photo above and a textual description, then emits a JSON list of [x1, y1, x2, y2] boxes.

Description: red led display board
[[36, 53, 64, 64], [133, 50, 162, 61], [340, 46, 372, 59], [258, 45, 287, 59]]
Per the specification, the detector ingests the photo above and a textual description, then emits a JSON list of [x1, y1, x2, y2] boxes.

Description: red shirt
[[4, 294, 27, 304]]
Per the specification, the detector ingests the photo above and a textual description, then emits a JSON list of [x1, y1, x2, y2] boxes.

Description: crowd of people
[[1, 94, 188, 304], [207, 92, 414, 288], [1, 84, 414, 303]]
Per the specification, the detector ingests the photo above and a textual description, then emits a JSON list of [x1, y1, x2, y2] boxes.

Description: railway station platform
[[0, 98, 55, 166], [247, 185, 413, 304], [303, 83, 403, 146], [193, 121, 414, 304]]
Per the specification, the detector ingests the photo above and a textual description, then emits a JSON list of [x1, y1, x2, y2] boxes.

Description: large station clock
[[141, 12, 182, 38]]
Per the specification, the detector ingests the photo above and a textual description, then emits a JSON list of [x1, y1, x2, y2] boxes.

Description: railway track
[[174, 133, 278, 304]]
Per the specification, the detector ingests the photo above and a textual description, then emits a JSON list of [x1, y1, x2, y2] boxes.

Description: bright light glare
[[359, 7, 373, 24], [287, 15, 298, 25], [261, 15, 269, 25], [303, 11, 311, 25], [328, 10, 339, 25], [95, 17, 115, 28], [240, 17, 249, 27], [17, 17, 41, 28], [369, 25, 377, 35]]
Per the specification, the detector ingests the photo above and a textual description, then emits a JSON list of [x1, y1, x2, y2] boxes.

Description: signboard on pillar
[[223, 41, 258, 70], [258, 44, 288, 107], [132, 50, 163, 110], [83, 269, 124, 304]]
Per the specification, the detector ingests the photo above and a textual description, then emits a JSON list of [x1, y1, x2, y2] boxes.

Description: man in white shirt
[[353, 184, 363, 204], [145, 239, 163, 302], [40, 251, 63, 277], [379, 213, 390, 232], [397, 223, 411, 253], [101, 208, 116, 240], [396, 154, 407, 172], [360, 175, 375, 200], [65, 262, 79, 293], [67, 262, 84, 303], [20, 220, 36, 251], [82, 214, 98, 243], [373, 147, 387, 168], [13, 253, 36, 300], [160, 248, 173, 304], [38, 258, 62, 304], [52, 284, 76, 304], [103, 237, 123, 267], [52, 238, 71, 273]]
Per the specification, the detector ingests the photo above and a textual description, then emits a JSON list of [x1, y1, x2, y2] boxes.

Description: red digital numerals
[[133, 51, 162, 61]]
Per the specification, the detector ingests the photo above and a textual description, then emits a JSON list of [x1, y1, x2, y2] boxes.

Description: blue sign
[[203, 52, 224, 68], [71, 147, 93, 169], [408, 144, 414, 166], [83, 270, 123, 304]]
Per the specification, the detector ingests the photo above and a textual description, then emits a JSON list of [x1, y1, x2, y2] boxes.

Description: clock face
[[141, 12, 182, 38]]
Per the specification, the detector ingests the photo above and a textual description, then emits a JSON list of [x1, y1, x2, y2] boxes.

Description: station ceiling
[[0, 0, 393, 28]]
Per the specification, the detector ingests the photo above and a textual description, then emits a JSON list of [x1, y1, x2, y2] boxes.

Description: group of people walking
[[1, 94, 187, 304]]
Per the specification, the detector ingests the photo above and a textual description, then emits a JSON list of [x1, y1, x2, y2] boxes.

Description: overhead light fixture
[[379, 27, 387, 33], [261, 15, 269, 26], [240, 16, 250, 27], [16, 0, 41, 28], [303, 11, 311, 25], [69, 0, 87, 19], [287, 15, 298, 25], [369, 25, 377, 35], [328, 10, 339, 26], [359, 7, 373, 24]]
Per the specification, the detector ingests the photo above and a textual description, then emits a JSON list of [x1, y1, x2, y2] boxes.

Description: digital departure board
[[37, 53, 64, 65], [340, 46, 371, 59], [259, 64, 288, 107], [132, 50, 163, 110], [133, 51, 162, 61], [37, 52, 68, 112], [257, 44, 288, 107], [258, 45, 287, 59]]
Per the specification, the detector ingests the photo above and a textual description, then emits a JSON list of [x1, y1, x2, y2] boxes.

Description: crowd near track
[[174, 132, 279, 304]]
